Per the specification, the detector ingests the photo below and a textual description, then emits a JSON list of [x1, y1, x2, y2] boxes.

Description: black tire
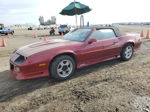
[[120, 43, 133, 61], [50, 55, 76, 81]]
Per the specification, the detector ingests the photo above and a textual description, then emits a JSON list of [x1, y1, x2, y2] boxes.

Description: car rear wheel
[[120, 43, 133, 61], [50, 55, 76, 80]]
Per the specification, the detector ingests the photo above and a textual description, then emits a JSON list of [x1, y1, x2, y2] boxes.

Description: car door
[[78, 30, 105, 66], [99, 29, 121, 58]]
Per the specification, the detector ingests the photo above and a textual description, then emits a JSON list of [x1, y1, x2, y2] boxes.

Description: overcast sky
[[0, 0, 149, 25]]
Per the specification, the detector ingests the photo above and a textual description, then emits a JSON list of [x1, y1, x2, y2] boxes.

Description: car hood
[[16, 39, 80, 57]]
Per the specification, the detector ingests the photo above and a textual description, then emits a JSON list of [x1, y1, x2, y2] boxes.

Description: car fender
[[122, 39, 135, 50], [50, 50, 78, 63]]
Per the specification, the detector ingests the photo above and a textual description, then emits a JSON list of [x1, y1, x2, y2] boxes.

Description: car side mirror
[[88, 38, 97, 44]]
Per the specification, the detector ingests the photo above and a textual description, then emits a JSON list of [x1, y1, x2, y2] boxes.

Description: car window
[[90, 30, 103, 40], [60, 25, 67, 28], [63, 29, 92, 42], [90, 29, 116, 40], [3, 28, 8, 30]]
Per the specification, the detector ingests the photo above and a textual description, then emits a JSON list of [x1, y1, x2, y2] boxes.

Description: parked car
[[0, 27, 14, 35], [37, 27, 44, 30], [58, 25, 70, 35], [10, 26, 142, 80], [28, 27, 33, 30]]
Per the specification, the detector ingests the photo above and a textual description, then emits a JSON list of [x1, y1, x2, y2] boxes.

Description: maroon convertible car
[[10, 27, 142, 80]]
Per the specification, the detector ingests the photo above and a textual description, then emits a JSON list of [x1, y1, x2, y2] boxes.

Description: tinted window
[[90, 29, 116, 40]]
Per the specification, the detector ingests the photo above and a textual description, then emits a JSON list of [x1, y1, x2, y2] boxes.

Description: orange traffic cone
[[146, 30, 150, 39], [61, 32, 64, 36], [1, 37, 6, 47], [7, 34, 10, 38], [43, 36, 47, 41], [34, 32, 37, 38], [140, 30, 144, 37]]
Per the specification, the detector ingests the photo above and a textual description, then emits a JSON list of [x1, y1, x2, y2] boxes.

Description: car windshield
[[60, 25, 67, 28], [63, 29, 92, 42]]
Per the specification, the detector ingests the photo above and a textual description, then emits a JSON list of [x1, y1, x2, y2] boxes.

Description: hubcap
[[124, 46, 133, 59], [57, 60, 73, 78]]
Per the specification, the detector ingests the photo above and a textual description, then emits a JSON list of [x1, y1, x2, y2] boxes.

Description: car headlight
[[14, 55, 27, 65]]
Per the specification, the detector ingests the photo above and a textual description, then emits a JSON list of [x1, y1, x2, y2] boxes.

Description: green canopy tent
[[60, 0, 92, 27]]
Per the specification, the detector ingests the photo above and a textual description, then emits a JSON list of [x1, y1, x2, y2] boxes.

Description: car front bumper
[[10, 61, 49, 80]]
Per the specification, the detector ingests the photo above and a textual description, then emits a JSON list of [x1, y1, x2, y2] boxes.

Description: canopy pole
[[80, 15, 84, 28], [74, 0, 77, 28], [75, 15, 77, 28]]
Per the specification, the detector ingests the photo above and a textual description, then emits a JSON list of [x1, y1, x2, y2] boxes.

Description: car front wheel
[[50, 55, 76, 80], [121, 43, 133, 61]]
